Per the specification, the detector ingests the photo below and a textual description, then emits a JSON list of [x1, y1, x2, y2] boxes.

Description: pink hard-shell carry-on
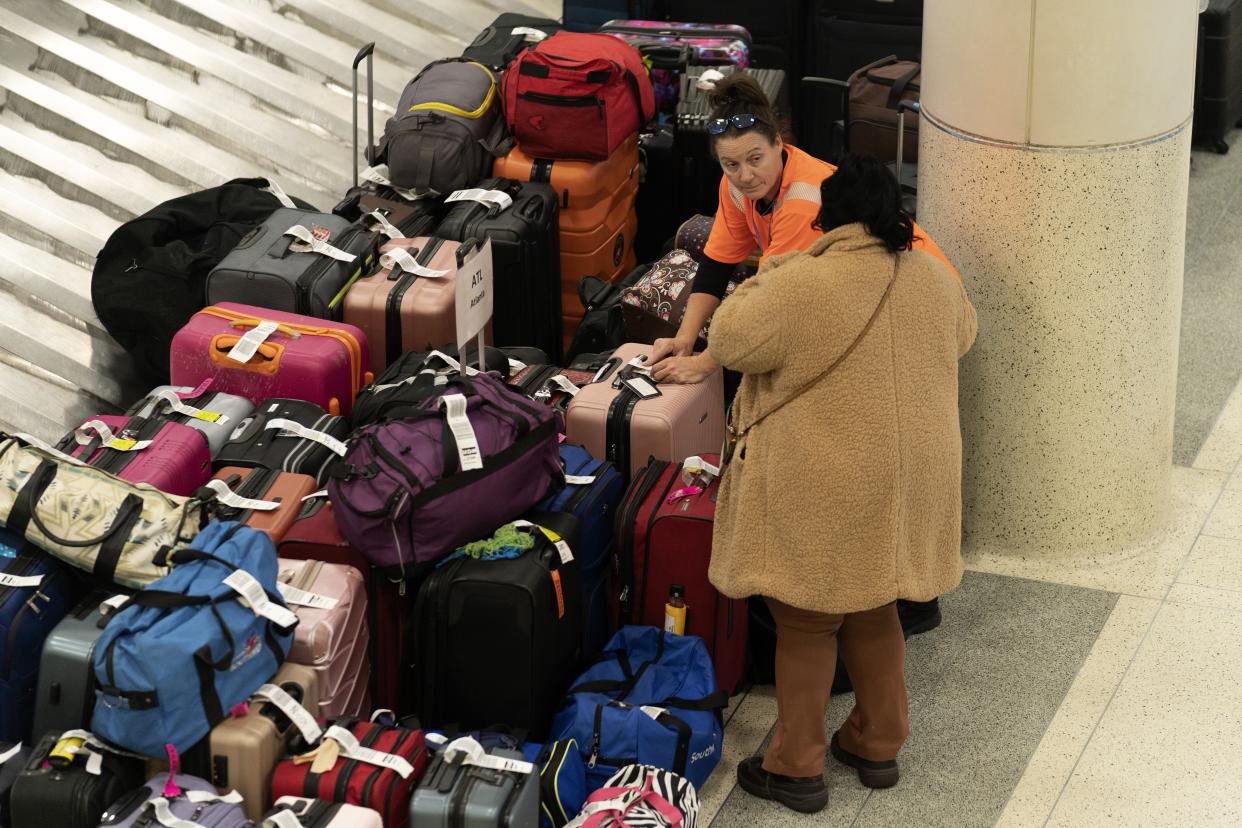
[[57, 414, 212, 497]]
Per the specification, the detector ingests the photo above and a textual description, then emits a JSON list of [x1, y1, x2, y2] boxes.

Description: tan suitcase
[[565, 342, 725, 480], [207, 466, 319, 544], [343, 235, 491, 377], [277, 558, 371, 718], [205, 661, 320, 821]]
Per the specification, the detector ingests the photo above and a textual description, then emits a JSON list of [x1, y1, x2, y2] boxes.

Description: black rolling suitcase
[[0, 742, 25, 828], [434, 177, 563, 362], [1195, 0, 1242, 152], [462, 13, 563, 71], [411, 512, 582, 739], [9, 732, 145, 828], [803, 0, 923, 161], [665, 0, 808, 86]]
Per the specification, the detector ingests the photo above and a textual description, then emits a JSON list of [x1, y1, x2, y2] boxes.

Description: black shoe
[[897, 598, 942, 637], [735, 756, 830, 813], [830, 731, 900, 788]]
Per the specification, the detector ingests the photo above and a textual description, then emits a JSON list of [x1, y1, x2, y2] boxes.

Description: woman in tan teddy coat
[[708, 154, 977, 813]]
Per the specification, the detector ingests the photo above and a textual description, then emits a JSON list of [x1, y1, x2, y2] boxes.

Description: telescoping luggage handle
[[352, 43, 375, 190], [896, 100, 920, 198]]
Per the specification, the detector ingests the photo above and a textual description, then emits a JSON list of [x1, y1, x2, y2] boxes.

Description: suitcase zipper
[[382, 738, 422, 821], [297, 224, 371, 316], [562, 456, 599, 514], [450, 773, 477, 828], [2, 560, 45, 680], [614, 462, 666, 624], [517, 91, 605, 120], [384, 238, 446, 365], [604, 388, 640, 479], [637, 464, 678, 623]]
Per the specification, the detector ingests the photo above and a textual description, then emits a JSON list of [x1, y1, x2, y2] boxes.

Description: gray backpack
[[377, 58, 511, 197]]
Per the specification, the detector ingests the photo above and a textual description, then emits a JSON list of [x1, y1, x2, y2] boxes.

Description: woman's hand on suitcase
[[651, 352, 717, 385], [651, 336, 694, 365]]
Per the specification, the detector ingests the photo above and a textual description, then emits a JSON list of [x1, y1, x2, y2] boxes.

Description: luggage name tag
[[621, 374, 661, 399], [147, 790, 244, 828], [223, 570, 299, 628], [291, 736, 341, 774], [204, 479, 281, 512], [151, 390, 227, 424], [512, 26, 550, 43], [564, 474, 596, 485], [362, 210, 404, 240], [251, 683, 323, 744], [265, 419, 349, 457], [360, 164, 427, 202], [228, 320, 280, 363], [380, 248, 449, 279], [174, 378, 213, 399], [439, 394, 483, 471], [511, 520, 575, 564], [284, 225, 357, 262], [433, 735, 536, 776], [445, 188, 514, 214], [74, 420, 153, 453], [320, 726, 415, 778], [276, 581, 339, 611], [666, 486, 702, 505], [0, 572, 43, 588]]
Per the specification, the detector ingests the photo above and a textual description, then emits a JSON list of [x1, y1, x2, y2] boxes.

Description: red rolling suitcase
[[615, 454, 746, 695], [58, 415, 212, 497], [276, 497, 410, 712]]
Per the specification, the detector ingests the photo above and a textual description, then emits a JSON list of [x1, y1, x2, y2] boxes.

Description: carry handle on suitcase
[[353, 42, 376, 189], [895, 98, 918, 211]]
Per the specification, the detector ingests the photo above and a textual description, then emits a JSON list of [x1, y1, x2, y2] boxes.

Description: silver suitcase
[[30, 590, 119, 740], [127, 385, 255, 457], [409, 745, 539, 827]]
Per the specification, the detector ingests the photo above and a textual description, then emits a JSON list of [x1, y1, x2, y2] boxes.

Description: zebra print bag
[[565, 765, 699, 828]]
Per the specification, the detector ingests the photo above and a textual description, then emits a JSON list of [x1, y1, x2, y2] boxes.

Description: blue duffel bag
[[550, 626, 727, 793], [90, 520, 295, 756]]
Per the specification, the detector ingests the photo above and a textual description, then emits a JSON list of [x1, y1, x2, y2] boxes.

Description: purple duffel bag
[[327, 370, 564, 574], [103, 773, 250, 827]]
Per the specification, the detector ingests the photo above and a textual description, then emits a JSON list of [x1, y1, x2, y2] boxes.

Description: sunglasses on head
[[707, 113, 758, 135]]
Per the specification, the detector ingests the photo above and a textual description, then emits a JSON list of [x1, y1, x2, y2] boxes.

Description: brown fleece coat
[[707, 222, 977, 614]]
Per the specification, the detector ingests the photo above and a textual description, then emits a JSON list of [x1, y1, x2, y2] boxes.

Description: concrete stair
[[0, 0, 560, 441]]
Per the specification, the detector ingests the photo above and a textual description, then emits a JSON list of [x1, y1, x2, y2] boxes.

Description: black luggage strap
[[623, 69, 647, 135], [886, 64, 921, 110], [414, 142, 435, 193], [6, 458, 57, 536]]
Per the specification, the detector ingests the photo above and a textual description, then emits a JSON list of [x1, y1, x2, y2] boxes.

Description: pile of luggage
[[0, 12, 781, 828]]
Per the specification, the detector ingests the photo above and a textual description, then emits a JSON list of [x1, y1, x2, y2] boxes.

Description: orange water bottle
[[664, 585, 687, 635]]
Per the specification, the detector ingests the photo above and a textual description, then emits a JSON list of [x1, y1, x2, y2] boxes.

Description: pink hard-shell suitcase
[[56, 414, 212, 496], [169, 302, 373, 417], [266, 797, 384, 827], [564, 342, 725, 481], [278, 557, 372, 718]]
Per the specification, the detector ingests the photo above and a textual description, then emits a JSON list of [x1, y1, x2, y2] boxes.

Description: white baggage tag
[[223, 570, 298, 628], [440, 736, 535, 775], [100, 594, 130, 616], [426, 349, 479, 376], [363, 210, 404, 240], [511, 520, 575, 564], [301, 489, 328, 501], [14, 433, 88, 467], [507, 358, 526, 372], [323, 726, 415, 778], [204, 480, 281, 512], [564, 475, 597, 486], [512, 26, 550, 42], [0, 743, 20, 765], [277, 581, 339, 611], [151, 390, 227, 424], [640, 705, 668, 720], [228, 320, 279, 363], [261, 180, 297, 209], [252, 683, 323, 743], [284, 225, 357, 262], [263, 812, 302, 828], [439, 395, 483, 471], [265, 419, 349, 457], [73, 420, 152, 453], [445, 188, 514, 212], [682, 455, 721, 478], [360, 165, 428, 202], [0, 573, 43, 588], [380, 248, 449, 279], [54, 731, 106, 775], [546, 374, 580, 397]]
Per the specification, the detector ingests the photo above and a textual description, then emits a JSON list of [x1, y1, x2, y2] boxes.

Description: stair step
[[0, 233, 100, 330], [276, 0, 463, 72], [0, 167, 116, 268], [0, 350, 121, 444]]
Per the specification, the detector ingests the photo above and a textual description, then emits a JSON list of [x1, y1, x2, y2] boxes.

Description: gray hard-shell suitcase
[[409, 746, 539, 827], [30, 590, 120, 742], [205, 208, 377, 319], [127, 386, 256, 457]]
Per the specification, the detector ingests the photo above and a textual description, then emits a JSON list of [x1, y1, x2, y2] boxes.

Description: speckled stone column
[[919, 0, 1199, 553]]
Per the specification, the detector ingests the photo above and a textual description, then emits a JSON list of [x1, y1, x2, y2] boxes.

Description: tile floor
[[705, 140, 1242, 825]]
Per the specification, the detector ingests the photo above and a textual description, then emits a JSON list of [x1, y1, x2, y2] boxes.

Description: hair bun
[[706, 74, 770, 111]]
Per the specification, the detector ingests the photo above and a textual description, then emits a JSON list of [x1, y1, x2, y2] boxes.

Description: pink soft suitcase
[[169, 302, 373, 417], [277, 558, 372, 718], [564, 342, 725, 480], [57, 414, 212, 496]]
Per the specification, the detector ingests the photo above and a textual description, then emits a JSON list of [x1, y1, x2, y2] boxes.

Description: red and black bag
[[269, 719, 428, 828], [503, 32, 656, 161], [614, 454, 747, 695]]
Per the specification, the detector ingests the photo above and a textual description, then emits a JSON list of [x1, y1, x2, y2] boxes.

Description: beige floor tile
[[996, 595, 1161, 828], [696, 687, 777, 825], [964, 466, 1227, 598], [1176, 534, 1242, 591], [1203, 488, 1242, 540], [1229, 463, 1242, 491], [1166, 582, 1242, 614], [1046, 600, 1242, 827], [1194, 376, 1242, 472]]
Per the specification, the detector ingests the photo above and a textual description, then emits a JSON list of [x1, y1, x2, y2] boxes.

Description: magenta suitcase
[[278, 558, 372, 718], [56, 414, 212, 496], [168, 302, 373, 417], [564, 342, 725, 481]]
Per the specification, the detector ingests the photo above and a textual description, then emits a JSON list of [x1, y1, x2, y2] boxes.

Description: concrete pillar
[[919, 1, 1199, 553]]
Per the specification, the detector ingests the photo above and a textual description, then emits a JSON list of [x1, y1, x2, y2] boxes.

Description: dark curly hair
[[814, 154, 914, 254], [707, 74, 783, 147]]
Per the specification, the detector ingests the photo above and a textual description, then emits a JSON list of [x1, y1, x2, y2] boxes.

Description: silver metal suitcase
[[127, 386, 256, 457], [30, 590, 119, 740], [409, 746, 539, 827]]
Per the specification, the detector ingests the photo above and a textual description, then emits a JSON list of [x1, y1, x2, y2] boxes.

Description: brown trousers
[[762, 599, 909, 778]]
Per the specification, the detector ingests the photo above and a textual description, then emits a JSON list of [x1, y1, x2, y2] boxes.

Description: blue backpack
[[550, 626, 727, 792], [90, 521, 294, 756]]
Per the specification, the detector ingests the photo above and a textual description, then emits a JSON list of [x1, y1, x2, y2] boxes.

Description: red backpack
[[503, 32, 655, 161]]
